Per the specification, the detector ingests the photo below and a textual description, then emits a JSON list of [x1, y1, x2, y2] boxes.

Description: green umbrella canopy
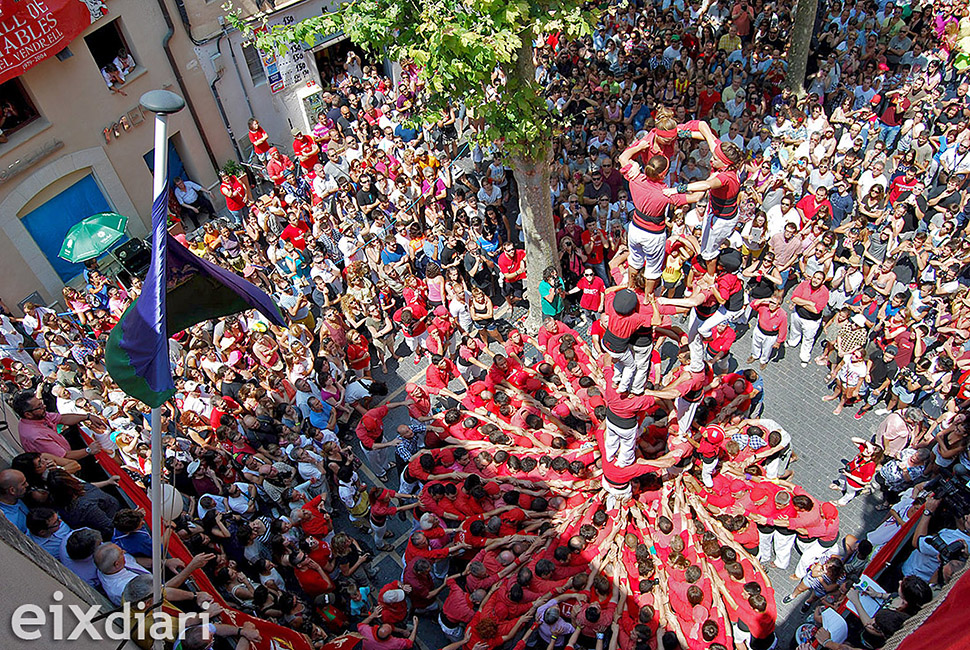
[[59, 212, 129, 263]]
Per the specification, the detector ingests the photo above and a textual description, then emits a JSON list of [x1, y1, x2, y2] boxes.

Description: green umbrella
[[59, 212, 129, 263]]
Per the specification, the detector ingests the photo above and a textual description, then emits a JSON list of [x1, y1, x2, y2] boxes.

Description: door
[[21, 175, 113, 282]]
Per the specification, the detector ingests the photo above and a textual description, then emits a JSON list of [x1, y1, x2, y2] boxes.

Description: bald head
[[0, 469, 27, 502], [93, 543, 125, 574], [497, 550, 515, 566]]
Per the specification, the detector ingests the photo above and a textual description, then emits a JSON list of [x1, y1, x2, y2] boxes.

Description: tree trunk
[[508, 29, 560, 333], [512, 150, 559, 332], [785, 0, 819, 93]]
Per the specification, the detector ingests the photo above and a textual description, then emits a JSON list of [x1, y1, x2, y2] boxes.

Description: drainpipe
[[220, 18, 255, 119], [156, 0, 220, 172], [210, 34, 243, 162]]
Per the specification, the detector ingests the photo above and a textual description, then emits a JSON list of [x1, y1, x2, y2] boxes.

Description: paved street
[[331, 307, 887, 648]]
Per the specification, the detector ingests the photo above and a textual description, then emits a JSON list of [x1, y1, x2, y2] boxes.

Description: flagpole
[[140, 89, 185, 650]]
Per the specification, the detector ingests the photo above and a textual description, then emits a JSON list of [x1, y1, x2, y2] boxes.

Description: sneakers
[[854, 409, 868, 420], [874, 408, 890, 416], [801, 362, 808, 368]]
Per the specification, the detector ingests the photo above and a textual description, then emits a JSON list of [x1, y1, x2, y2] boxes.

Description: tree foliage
[[226, 0, 598, 163]]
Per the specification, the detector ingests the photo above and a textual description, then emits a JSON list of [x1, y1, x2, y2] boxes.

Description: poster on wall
[[254, 18, 316, 95], [0, 0, 107, 85]]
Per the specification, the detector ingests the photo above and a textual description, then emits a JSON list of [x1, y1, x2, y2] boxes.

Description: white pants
[[794, 538, 832, 578], [701, 457, 719, 488], [601, 477, 634, 507], [362, 442, 392, 474], [627, 224, 666, 279], [604, 418, 639, 467], [751, 327, 778, 364], [675, 396, 701, 435], [787, 313, 822, 363], [700, 214, 740, 261], [837, 481, 862, 505], [630, 343, 654, 394], [759, 528, 797, 568], [765, 446, 791, 479], [608, 347, 637, 393], [372, 519, 388, 547], [688, 308, 728, 367], [399, 472, 420, 496], [439, 613, 464, 641], [404, 331, 428, 354]]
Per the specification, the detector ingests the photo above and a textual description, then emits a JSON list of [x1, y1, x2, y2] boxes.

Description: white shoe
[[874, 408, 890, 416], [801, 362, 808, 368]]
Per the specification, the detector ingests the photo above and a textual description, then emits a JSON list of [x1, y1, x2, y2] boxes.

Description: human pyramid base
[[396, 231, 835, 650]]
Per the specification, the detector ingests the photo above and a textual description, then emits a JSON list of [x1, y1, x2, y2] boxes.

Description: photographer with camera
[[900, 495, 970, 585]]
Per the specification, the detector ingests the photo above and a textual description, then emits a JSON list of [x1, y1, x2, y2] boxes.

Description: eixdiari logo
[[10, 590, 212, 641]]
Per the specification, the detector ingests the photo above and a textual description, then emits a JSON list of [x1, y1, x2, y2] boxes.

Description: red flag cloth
[[895, 570, 970, 650], [0, 0, 95, 85]]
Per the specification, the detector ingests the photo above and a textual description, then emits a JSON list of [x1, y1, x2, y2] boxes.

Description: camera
[[925, 534, 968, 566]]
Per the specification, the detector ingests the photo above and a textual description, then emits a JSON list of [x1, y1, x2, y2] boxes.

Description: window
[[242, 43, 266, 85], [0, 79, 40, 140], [84, 19, 137, 93]]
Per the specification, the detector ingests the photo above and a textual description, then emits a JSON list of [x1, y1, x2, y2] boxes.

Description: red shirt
[[442, 578, 477, 623], [378, 581, 410, 624], [280, 221, 310, 251], [620, 167, 687, 233], [707, 323, 736, 353], [295, 564, 334, 597], [248, 127, 270, 154], [355, 405, 388, 449], [795, 194, 834, 223], [581, 227, 607, 265], [698, 90, 721, 118], [753, 303, 789, 340], [393, 303, 428, 337], [791, 280, 830, 318], [577, 276, 605, 311], [497, 249, 527, 281], [220, 177, 247, 211], [889, 175, 918, 204], [293, 135, 319, 171], [300, 495, 333, 538], [426, 359, 459, 392]]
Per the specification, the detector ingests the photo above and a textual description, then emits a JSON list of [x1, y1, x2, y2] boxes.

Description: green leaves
[[222, 0, 596, 163]]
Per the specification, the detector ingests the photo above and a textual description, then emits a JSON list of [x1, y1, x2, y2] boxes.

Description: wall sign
[[102, 104, 146, 143], [254, 18, 315, 95], [0, 0, 107, 85], [0, 137, 63, 183]]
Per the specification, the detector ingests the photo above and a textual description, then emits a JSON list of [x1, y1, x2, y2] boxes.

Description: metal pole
[[140, 89, 185, 650], [149, 109, 169, 633]]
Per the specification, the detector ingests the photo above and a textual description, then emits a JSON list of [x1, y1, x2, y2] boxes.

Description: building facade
[[185, 0, 393, 167], [0, 0, 390, 313], [0, 0, 234, 311]]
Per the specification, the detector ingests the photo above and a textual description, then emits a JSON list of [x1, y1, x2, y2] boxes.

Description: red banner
[[0, 0, 96, 85], [82, 436, 314, 650]]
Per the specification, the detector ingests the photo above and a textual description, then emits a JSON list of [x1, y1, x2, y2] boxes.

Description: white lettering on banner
[[0, 0, 105, 84]]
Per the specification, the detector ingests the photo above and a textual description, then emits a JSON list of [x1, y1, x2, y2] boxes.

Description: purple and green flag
[[105, 192, 284, 407]]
